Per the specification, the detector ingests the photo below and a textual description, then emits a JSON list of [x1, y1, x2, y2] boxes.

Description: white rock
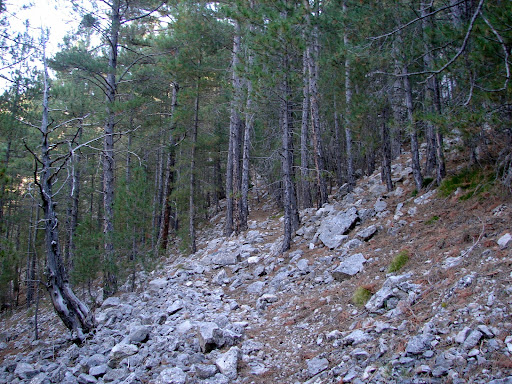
[[497, 233, 511, 249], [216, 346, 240, 379]]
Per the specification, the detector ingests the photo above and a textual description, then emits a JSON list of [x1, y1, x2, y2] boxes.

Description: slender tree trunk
[[240, 55, 253, 232], [225, 21, 243, 237], [189, 79, 200, 254], [421, 1, 446, 184], [37, 49, 94, 341], [343, 1, 355, 191], [402, 63, 423, 191], [333, 99, 344, 187], [65, 124, 82, 274], [281, 53, 299, 253], [381, 108, 393, 192], [103, 0, 121, 298], [300, 49, 313, 209], [159, 82, 179, 250], [307, 33, 328, 207], [26, 199, 37, 307]]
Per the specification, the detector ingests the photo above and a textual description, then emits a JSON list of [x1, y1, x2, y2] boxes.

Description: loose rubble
[[1, 145, 512, 384]]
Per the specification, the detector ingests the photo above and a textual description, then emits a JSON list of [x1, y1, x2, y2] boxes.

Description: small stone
[[306, 357, 329, 377], [246, 281, 265, 295], [477, 324, 494, 338], [405, 333, 434, 355], [195, 364, 218, 379], [497, 233, 512, 249], [77, 373, 97, 384], [356, 225, 378, 241], [332, 253, 366, 281], [155, 367, 187, 384], [455, 327, 472, 344], [128, 325, 150, 344], [415, 364, 431, 374], [89, 364, 108, 377], [343, 329, 370, 346], [297, 259, 309, 272], [462, 330, 483, 350], [148, 278, 168, 290], [14, 363, 39, 380], [108, 344, 139, 368], [374, 199, 387, 213]]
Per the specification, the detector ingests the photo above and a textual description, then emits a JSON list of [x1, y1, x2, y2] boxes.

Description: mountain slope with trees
[[0, 0, 510, 355]]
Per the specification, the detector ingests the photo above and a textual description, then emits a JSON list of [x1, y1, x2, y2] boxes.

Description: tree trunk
[[103, 0, 121, 298], [225, 21, 243, 237], [159, 82, 179, 250], [65, 123, 82, 273], [333, 102, 344, 187], [307, 32, 328, 207], [281, 53, 299, 253], [343, 1, 355, 191], [26, 199, 37, 307], [402, 63, 423, 191], [300, 49, 313, 209], [240, 52, 253, 232], [37, 49, 94, 342], [381, 108, 393, 192], [189, 79, 200, 254], [421, 1, 446, 184]]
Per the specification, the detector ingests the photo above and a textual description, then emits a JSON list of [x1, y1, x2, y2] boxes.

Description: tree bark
[[281, 53, 299, 253], [402, 63, 424, 191], [159, 82, 179, 250], [421, 1, 446, 184], [189, 78, 200, 254], [300, 48, 313, 209], [65, 123, 82, 274], [307, 34, 328, 207], [333, 100, 344, 187], [343, 1, 355, 191], [304, 3, 328, 207], [240, 51, 253, 232], [381, 108, 393, 192], [225, 21, 243, 237], [103, 0, 121, 298]]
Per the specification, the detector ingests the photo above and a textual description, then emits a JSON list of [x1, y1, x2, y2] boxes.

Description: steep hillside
[[1, 140, 511, 384]]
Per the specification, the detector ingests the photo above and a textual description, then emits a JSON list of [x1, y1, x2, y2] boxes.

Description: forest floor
[[1, 137, 512, 384]]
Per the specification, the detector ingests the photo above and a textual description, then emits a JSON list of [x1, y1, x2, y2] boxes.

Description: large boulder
[[316, 207, 359, 249]]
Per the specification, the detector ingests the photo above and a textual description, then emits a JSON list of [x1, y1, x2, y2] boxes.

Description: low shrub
[[388, 250, 410, 273]]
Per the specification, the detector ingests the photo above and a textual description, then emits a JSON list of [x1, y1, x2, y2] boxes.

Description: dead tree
[[26, 44, 95, 342]]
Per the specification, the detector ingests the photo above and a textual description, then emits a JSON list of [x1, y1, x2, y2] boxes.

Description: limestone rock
[[14, 362, 39, 380], [497, 233, 511, 249], [128, 325, 150, 344], [316, 207, 359, 249], [215, 346, 240, 380], [155, 367, 187, 384], [332, 253, 366, 281], [306, 357, 329, 377], [356, 225, 378, 241], [108, 343, 138, 368]]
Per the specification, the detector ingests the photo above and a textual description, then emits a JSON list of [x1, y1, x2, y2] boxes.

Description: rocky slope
[[1, 143, 512, 384]]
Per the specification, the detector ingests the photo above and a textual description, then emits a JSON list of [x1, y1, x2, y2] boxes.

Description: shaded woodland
[[0, 0, 510, 338]]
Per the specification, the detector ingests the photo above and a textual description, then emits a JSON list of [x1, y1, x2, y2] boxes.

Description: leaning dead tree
[[26, 43, 95, 342]]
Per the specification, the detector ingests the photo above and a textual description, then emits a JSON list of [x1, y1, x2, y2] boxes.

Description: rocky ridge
[[1, 143, 512, 384]]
